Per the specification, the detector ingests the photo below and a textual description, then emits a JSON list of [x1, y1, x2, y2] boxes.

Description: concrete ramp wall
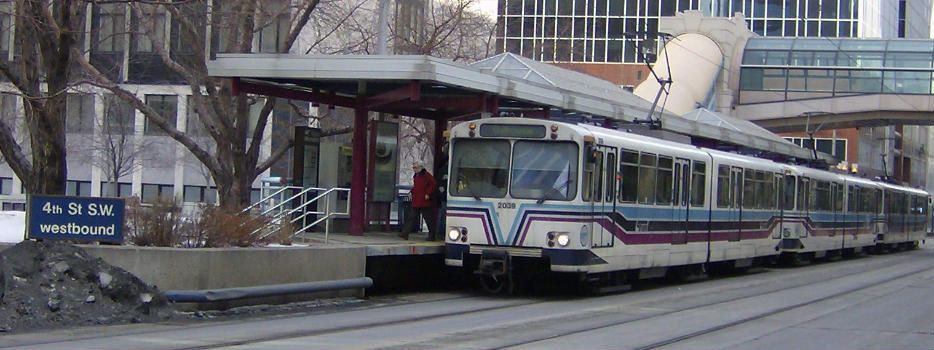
[[80, 245, 366, 295]]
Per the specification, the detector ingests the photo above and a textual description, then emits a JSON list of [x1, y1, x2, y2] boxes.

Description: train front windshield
[[450, 138, 579, 201]]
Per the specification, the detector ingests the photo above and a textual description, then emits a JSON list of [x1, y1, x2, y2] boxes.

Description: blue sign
[[27, 195, 125, 243]]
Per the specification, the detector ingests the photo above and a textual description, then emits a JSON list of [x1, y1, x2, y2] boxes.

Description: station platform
[[295, 230, 444, 257]]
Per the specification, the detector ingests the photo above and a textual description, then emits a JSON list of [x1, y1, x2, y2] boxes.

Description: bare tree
[[84, 94, 149, 197], [392, 0, 495, 60], [0, 1, 87, 196], [391, 0, 496, 177], [73, 0, 362, 208]]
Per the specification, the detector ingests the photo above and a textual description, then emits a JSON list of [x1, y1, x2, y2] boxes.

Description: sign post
[[26, 195, 125, 243]]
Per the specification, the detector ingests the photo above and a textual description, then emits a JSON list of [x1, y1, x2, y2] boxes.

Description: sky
[[477, 0, 497, 18], [0, 211, 25, 244]]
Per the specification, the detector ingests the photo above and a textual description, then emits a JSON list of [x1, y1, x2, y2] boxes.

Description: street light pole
[[377, 0, 390, 55]]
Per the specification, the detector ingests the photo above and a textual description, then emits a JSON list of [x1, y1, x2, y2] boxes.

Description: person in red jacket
[[400, 163, 438, 240]]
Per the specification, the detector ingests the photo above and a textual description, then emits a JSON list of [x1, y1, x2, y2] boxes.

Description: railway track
[[2, 247, 931, 350]]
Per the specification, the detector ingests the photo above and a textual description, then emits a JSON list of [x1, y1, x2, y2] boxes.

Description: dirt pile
[[0, 241, 172, 333]]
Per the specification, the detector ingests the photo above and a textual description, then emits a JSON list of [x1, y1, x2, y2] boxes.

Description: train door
[[671, 158, 691, 244], [848, 185, 859, 240], [729, 167, 744, 241], [587, 146, 615, 248], [771, 173, 785, 218], [780, 174, 796, 237], [593, 146, 616, 248], [831, 183, 841, 239]]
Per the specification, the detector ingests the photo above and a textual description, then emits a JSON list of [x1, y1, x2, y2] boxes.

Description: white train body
[[442, 118, 930, 280]]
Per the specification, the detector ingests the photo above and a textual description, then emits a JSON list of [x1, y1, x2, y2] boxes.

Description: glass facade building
[[496, 0, 866, 64]]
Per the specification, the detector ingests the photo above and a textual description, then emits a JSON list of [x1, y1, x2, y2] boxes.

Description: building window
[[102, 94, 136, 135], [65, 180, 92, 197], [170, 1, 206, 56], [101, 182, 133, 198], [897, 0, 906, 38], [185, 96, 208, 137], [132, 4, 166, 52], [784, 137, 847, 160], [2, 202, 25, 211], [65, 94, 95, 134], [0, 2, 12, 55], [93, 3, 126, 52], [144, 95, 178, 136], [183, 185, 217, 203], [141, 183, 174, 203], [258, 0, 291, 53], [251, 188, 261, 204], [0, 177, 12, 195]]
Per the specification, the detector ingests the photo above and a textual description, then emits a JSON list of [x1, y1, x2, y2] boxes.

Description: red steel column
[[350, 107, 368, 235]]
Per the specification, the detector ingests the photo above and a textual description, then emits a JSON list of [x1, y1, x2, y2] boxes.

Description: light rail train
[[442, 117, 930, 293]]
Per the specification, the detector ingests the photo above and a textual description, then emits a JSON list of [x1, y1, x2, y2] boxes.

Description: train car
[[776, 167, 880, 263], [901, 185, 929, 248], [444, 118, 779, 291], [442, 117, 930, 292], [875, 182, 929, 250]]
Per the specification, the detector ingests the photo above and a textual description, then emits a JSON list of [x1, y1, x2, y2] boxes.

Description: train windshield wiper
[[537, 179, 572, 205], [466, 183, 481, 200]]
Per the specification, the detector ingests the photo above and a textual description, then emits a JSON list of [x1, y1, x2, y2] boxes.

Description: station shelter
[[208, 52, 820, 235]]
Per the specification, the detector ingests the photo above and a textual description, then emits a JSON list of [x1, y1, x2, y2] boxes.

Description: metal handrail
[[245, 186, 321, 240], [242, 186, 300, 214], [289, 188, 350, 244], [253, 187, 350, 244]]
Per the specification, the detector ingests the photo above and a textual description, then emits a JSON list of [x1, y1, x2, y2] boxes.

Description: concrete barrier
[[79, 245, 367, 298]]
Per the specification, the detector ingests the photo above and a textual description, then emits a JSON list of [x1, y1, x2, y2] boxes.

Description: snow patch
[[0, 211, 26, 244]]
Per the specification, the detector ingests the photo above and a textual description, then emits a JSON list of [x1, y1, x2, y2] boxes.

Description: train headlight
[[556, 233, 570, 247], [448, 227, 466, 242]]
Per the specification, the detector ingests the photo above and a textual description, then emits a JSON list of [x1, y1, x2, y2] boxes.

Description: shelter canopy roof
[[208, 53, 816, 160]]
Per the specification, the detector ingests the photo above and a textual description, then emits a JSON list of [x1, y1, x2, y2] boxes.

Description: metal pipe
[[163, 277, 373, 303]]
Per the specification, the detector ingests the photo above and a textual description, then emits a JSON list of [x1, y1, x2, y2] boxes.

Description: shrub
[[194, 205, 277, 247], [124, 197, 182, 247]]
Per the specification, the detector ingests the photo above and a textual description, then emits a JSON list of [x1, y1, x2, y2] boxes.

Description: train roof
[[453, 118, 929, 197]]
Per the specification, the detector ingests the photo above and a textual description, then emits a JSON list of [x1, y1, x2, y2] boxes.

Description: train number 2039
[[497, 202, 516, 209]]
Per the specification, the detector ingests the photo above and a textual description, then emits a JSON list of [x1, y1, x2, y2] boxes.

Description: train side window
[[637, 153, 656, 205], [783, 175, 796, 210], [717, 165, 731, 208], [743, 169, 756, 209], [619, 150, 638, 203], [814, 181, 831, 211], [878, 190, 885, 215], [761, 171, 774, 209], [690, 161, 706, 207], [834, 183, 844, 212], [848, 185, 858, 213], [605, 152, 616, 203], [859, 188, 872, 213], [656, 155, 673, 205], [582, 153, 594, 202]]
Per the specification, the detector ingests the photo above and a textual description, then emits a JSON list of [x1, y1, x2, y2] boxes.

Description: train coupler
[[475, 249, 510, 276]]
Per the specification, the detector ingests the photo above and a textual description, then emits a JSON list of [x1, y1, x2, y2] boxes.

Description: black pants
[[402, 206, 438, 239]]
